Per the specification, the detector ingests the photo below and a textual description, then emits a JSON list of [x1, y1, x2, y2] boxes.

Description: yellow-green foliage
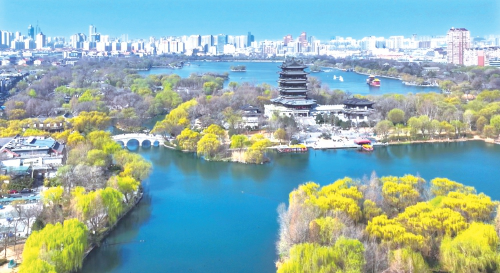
[[113, 150, 152, 181], [109, 175, 140, 204], [19, 219, 88, 273], [309, 217, 344, 245], [152, 99, 197, 136], [42, 186, 64, 205], [202, 124, 225, 140], [196, 133, 220, 158], [390, 247, 431, 273], [363, 199, 383, 221], [176, 128, 200, 152], [229, 134, 248, 149], [381, 175, 424, 212], [244, 139, 271, 164], [431, 177, 476, 196], [72, 186, 124, 226], [366, 214, 425, 250], [440, 222, 499, 273], [396, 202, 468, 238], [440, 191, 496, 222], [69, 111, 111, 133], [277, 238, 365, 273], [282, 175, 500, 273]]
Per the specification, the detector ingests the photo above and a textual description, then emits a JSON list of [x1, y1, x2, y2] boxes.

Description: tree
[[230, 134, 248, 150], [72, 186, 124, 233], [152, 100, 197, 137], [244, 139, 271, 164], [389, 247, 430, 273], [440, 222, 499, 273], [108, 175, 140, 204], [70, 111, 111, 134], [381, 175, 424, 213], [483, 125, 496, 138], [203, 82, 218, 95], [430, 178, 475, 197], [28, 89, 37, 98], [490, 114, 500, 136], [19, 219, 88, 273], [388, 108, 405, 125], [176, 128, 200, 152], [374, 120, 393, 141], [202, 124, 226, 141], [196, 133, 220, 159], [277, 238, 365, 273], [274, 128, 287, 144], [407, 117, 422, 140]]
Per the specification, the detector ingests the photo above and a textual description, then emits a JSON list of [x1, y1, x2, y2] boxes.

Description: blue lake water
[[139, 61, 441, 95], [81, 141, 500, 273]]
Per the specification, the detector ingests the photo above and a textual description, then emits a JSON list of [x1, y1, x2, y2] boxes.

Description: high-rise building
[[1, 31, 11, 47], [299, 32, 307, 48], [283, 34, 293, 46], [89, 25, 96, 42], [216, 34, 227, 55], [28, 25, 34, 39], [247, 32, 254, 47], [36, 32, 46, 49], [447, 27, 470, 65]]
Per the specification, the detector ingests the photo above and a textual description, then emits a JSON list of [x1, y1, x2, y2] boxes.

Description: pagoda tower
[[269, 57, 316, 116]]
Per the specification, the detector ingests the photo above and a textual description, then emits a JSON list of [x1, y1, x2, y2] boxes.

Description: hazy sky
[[1, 0, 499, 40]]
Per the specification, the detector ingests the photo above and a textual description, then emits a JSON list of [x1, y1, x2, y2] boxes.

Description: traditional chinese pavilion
[[266, 57, 316, 117]]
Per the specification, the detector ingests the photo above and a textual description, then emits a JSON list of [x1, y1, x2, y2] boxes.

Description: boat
[[354, 139, 373, 152], [366, 75, 381, 87], [361, 144, 373, 151], [339, 76, 344, 82], [333, 75, 337, 80], [277, 144, 308, 153]]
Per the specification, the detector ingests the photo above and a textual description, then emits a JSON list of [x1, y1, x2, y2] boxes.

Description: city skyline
[[1, 0, 499, 40]]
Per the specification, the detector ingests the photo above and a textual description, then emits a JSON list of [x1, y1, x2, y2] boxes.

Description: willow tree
[[277, 237, 365, 273], [197, 133, 221, 159], [20, 219, 88, 273], [440, 222, 499, 273], [72, 186, 124, 233]]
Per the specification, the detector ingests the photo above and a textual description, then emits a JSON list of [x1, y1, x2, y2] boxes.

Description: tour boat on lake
[[366, 75, 381, 87], [354, 139, 373, 152]]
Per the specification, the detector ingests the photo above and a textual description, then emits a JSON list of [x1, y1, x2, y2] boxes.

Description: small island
[[230, 65, 246, 72], [309, 63, 321, 73]]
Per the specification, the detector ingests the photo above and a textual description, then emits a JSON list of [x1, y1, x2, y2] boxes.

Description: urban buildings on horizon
[[1, 24, 500, 67]]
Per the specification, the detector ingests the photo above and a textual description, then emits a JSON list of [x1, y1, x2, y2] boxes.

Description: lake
[[139, 61, 441, 95], [81, 141, 500, 273]]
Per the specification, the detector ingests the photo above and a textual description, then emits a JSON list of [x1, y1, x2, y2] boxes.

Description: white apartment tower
[[447, 27, 470, 65], [36, 32, 46, 49]]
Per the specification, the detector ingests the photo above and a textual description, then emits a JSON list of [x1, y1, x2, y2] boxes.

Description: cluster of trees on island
[[277, 174, 500, 273]]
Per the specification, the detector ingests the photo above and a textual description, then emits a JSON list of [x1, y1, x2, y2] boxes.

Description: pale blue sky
[[1, 0, 499, 40]]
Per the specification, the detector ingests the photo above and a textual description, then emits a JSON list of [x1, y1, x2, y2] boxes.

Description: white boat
[[339, 76, 344, 82], [333, 75, 337, 80]]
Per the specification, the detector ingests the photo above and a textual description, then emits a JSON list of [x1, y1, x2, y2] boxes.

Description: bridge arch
[[142, 139, 151, 147], [126, 139, 140, 148], [153, 140, 160, 147], [116, 140, 125, 147]]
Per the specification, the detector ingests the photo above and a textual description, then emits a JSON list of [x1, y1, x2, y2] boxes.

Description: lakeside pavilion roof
[[270, 97, 316, 107], [279, 57, 307, 70]]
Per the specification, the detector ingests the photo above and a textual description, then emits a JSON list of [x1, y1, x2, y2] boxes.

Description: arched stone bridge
[[112, 133, 164, 147]]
